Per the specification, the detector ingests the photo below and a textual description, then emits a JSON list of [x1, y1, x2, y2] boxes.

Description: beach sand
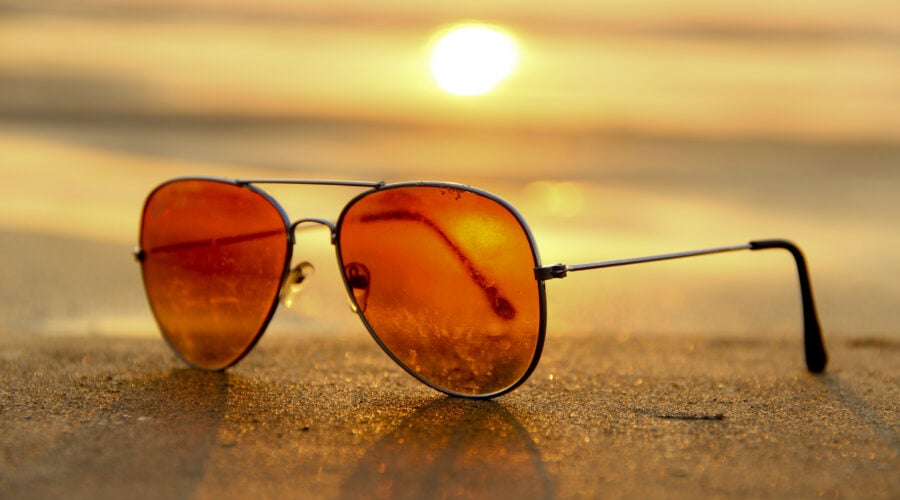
[[1, 332, 897, 498]]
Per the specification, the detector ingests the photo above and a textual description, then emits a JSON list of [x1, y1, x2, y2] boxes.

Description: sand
[[0, 331, 897, 499]]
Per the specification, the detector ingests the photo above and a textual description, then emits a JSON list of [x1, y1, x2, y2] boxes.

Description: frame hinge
[[535, 263, 568, 281]]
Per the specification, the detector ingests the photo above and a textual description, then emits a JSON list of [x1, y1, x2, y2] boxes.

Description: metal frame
[[135, 177, 829, 399], [535, 241, 826, 372]]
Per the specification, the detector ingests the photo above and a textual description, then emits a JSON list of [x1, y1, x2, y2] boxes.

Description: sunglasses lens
[[337, 185, 542, 396], [139, 179, 289, 370]]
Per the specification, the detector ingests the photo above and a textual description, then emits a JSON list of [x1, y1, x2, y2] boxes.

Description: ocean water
[[1, 1, 898, 340]]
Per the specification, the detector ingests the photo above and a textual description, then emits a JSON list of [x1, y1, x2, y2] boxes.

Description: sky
[[2, 0, 898, 141]]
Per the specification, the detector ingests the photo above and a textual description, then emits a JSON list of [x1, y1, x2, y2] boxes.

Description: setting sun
[[429, 24, 519, 96]]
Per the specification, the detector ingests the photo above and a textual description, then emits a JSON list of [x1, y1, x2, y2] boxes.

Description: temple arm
[[535, 239, 828, 373]]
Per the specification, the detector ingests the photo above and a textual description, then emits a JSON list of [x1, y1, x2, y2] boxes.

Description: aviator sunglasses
[[134, 177, 828, 398]]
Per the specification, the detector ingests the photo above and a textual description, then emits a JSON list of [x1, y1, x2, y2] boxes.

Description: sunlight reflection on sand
[[2, 125, 897, 342]]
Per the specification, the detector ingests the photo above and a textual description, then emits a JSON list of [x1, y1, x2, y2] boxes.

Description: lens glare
[[337, 185, 542, 396], [139, 179, 289, 370]]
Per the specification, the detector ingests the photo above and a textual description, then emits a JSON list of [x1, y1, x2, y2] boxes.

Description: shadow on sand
[[341, 397, 553, 499], [3, 363, 553, 499], [3, 369, 229, 499]]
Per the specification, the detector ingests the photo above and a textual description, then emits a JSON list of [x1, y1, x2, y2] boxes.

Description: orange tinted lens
[[139, 179, 289, 370], [338, 185, 542, 396]]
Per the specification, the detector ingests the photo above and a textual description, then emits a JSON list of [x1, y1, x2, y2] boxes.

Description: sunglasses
[[134, 177, 828, 398]]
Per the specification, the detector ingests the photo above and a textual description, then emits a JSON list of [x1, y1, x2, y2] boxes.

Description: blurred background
[[1, 0, 898, 346]]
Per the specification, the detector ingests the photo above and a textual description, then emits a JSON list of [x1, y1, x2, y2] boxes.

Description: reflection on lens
[[139, 179, 289, 370], [338, 185, 542, 396]]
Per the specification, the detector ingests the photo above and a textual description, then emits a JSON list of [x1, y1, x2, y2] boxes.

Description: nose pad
[[280, 261, 315, 308], [344, 263, 370, 313]]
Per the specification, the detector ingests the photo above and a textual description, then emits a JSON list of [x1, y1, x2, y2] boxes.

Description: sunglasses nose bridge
[[289, 217, 337, 241], [280, 218, 338, 309], [288, 217, 339, 253]]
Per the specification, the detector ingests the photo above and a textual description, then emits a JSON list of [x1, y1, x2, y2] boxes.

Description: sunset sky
[[2, 0, 898, 141]]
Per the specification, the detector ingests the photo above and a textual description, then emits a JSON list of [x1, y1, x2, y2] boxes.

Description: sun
[[429, 24, 520, 96]]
